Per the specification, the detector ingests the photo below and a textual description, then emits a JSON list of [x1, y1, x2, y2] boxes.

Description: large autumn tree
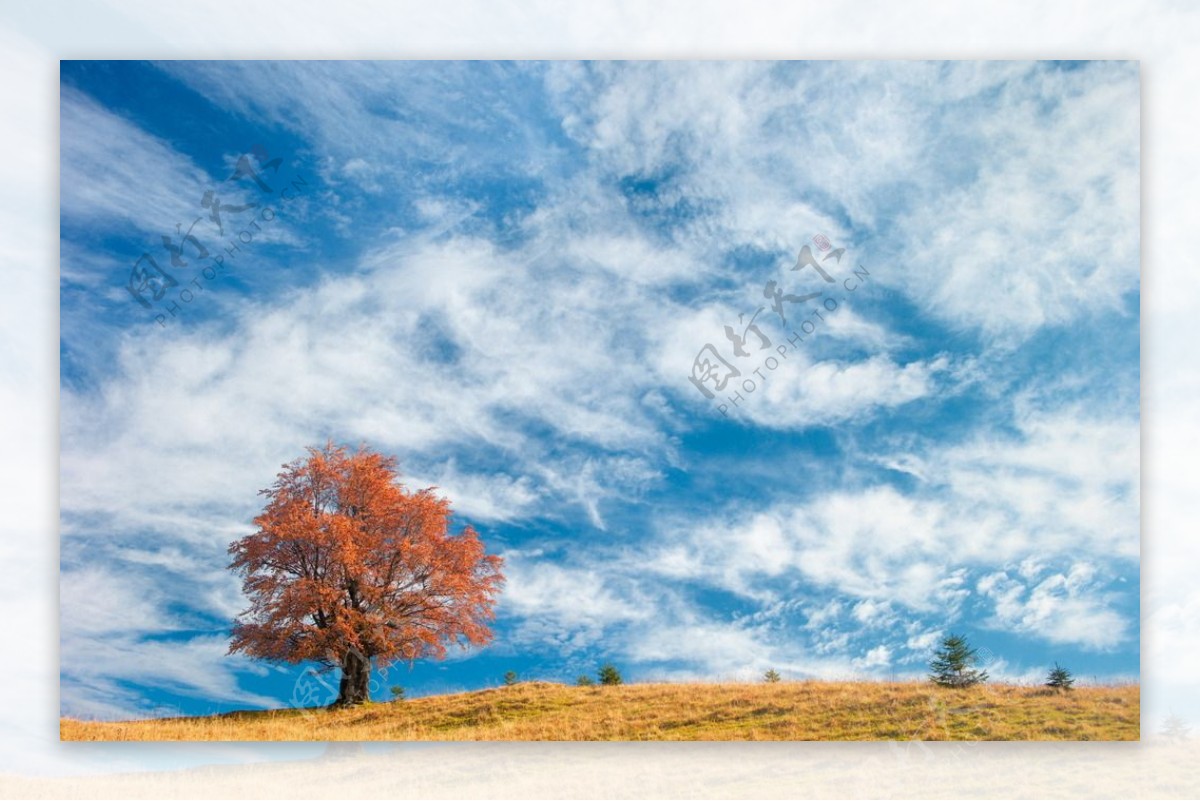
[[228, 443, 504, 707]]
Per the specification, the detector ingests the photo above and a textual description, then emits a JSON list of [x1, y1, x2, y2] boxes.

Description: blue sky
[[58, 60, 1140, 721]]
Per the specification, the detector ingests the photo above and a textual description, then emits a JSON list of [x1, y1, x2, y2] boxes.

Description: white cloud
[[408, 461, 537, 524], [653, 297, 950, 429], [634, 403, 1136, 656], [541, 60, 1139, 340], [501, 561, 650, 629], [904, 629, 943, 655], [892, 62, 1139, 339], [61, 633, 280, 721], [977, 563, 1129, 650], [930, 407, 1140, 562], [853, 644, 892, 671], [59, 87, 303, 253], [59, 563, 277, 719], [852, 599, 897, 627], [626, 623, 771, 677], [739, 353, 949, 429], [59, 225, 683, 538], [59, 88, 212, 235]]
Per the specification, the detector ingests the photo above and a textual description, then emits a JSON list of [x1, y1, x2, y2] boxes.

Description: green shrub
[[929, 633, 989, 688], [598, 663, 623, 686], [1045, 663, 1075, 691]]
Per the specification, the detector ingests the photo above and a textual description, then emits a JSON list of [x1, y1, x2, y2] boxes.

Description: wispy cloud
[[58, 59, 1140, 718], [978, 562, 1129, 650]]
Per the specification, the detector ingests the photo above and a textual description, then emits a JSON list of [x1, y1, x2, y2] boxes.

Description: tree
[[390, 685, 405, 701], [763, 669, 781, 683], [575, 674, 595, 687], [928, 633, 988, 688], [503, 671, 518, 686], [1045, 662, 1075, 691], [1156, 714, 1185, 743], [228, 443, 505, 707], [598, 663, 623, 686], [1159, 714, 1191, 742]]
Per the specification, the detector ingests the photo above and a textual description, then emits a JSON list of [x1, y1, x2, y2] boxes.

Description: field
[[60, 680, 1139, 741]]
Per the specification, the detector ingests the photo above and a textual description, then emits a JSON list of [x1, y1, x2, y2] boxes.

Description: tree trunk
[[334, 648, 371, 706]]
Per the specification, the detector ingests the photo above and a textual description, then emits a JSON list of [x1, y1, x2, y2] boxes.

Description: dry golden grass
[[60, 680, 1139, 742]]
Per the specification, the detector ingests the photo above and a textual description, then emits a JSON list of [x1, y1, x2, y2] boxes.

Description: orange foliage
[[228, 443, 504, 703]]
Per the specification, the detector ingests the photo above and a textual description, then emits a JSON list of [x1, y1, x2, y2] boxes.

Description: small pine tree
[[598, 663, 623, 686], [1160, 714, 1192, 742], [763, 669, 781, 683], [1045, 662, 1075, 691], [575, 674, 595, 687], [928, 633, 989, 688], [389, 685, 405, 701], [503, 670, 518, 686]]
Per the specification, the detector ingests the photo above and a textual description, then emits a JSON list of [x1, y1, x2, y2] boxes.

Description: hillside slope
[[60, 680, 1139, 741]]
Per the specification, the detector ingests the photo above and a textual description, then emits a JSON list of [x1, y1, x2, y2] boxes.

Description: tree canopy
[[227, 442, 504, 706]]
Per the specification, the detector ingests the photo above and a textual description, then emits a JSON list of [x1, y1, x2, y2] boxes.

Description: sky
[[58, 59, 1140, 721]]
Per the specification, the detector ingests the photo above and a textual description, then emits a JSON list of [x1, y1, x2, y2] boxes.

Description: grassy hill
[[60, 680, 1139, 741]]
